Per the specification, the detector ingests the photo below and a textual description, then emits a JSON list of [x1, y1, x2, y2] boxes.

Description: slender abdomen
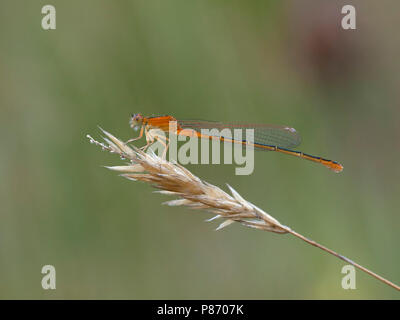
[[174, 128, 343, 172], [273, 146, 343, 173]]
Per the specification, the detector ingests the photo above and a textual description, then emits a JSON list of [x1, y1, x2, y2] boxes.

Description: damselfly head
[[130, 113, 144, 130]]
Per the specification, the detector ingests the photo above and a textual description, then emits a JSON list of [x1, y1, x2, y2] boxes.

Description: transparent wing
[[178, 120, 301, 149]]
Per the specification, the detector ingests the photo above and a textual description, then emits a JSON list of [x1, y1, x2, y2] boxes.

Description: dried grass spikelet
[[87, 128, 289, 233], [87, 128, 400, 291]]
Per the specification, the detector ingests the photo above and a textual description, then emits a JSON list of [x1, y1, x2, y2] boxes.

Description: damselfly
[[127, 114, 343, 173]]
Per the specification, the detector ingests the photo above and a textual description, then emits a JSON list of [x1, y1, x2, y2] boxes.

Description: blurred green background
[[0, 0, 399, 299]]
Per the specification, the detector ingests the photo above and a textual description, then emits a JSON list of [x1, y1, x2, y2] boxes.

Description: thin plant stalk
[[286, 229, 400, 291]]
